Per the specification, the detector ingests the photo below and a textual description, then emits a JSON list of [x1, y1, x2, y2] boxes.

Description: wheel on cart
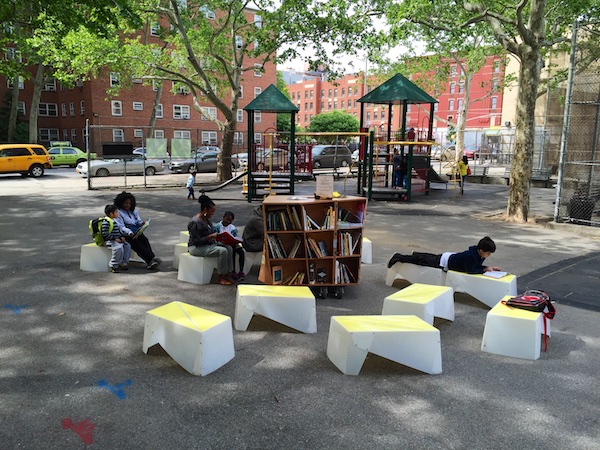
[[327, 287, 344, 299], [313, 287, 327, 299]]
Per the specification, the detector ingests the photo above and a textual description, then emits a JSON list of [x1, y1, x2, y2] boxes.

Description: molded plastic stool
[[445, 271, 517, 308], [235, 285, 317, 333], [386, 262, 447, 287], [177, 253, 219, 285], [80, 243, 111, 272], [327, 315, 442, 375], [179, 231, 189, 244], [361, 237, 372, 264], [481, 298, 551, 360], [143, 301, 235, 376], [173, 243, 188, 269], [244, 251, 263, 271], [382, 283, 454, 324]]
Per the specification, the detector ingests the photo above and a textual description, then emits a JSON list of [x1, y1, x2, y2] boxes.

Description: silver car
[[76, 156, 165, 177], [169, 151, 240, 173]]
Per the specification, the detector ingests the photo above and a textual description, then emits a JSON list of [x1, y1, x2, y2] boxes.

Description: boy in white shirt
[[186, 171, 196, 200], [215, 211, 245, 280]]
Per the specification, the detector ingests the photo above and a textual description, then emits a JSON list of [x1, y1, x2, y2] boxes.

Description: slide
[[411, 156, 448, 184]]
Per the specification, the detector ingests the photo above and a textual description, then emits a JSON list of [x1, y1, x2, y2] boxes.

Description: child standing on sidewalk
[[186, 171, 197, 200], [215, 211, 245, 280], [103, 205, 131, 273]]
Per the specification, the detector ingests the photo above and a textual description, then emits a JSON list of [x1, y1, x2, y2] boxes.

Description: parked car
[[133, 147, 170, 158], [311, 145, 352, 169], [447, 144, 480, 160], [351, 149, 360, 162], [232, 152, 248, 168], [76, 156, 165, 177], [256, 148, 290, 171], [169, 151, 240, 173], [48, 143, 94, 167], [0, 144, 52, 177], [194, 145, 221, 155]]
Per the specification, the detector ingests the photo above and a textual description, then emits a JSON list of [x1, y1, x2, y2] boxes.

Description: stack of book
[[306, 238, 328, 258]]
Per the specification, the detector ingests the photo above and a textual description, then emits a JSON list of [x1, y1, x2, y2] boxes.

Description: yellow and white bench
[[177, 253, 219, 285], [385, 262, 447, 287], [80, 243, 143, 272], [234, 285, 317, 333], [445, 271, 517, 308], [142, 301, 235, 376], [326, 315, 442, 375], [382, 283, 454, 325], [481, 298, 551, 360]]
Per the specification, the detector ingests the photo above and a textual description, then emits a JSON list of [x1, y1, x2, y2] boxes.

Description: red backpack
[[502, 290, 556, 351]]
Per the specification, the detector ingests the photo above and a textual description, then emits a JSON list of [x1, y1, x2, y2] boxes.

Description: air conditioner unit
[[75, 80, 83, 88], [182, 113, 190, 119]]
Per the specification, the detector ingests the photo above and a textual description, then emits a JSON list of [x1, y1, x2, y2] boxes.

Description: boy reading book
[[215, 211, 245, 280]]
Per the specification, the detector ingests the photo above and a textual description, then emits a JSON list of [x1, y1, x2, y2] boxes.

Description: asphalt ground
[[1, 174, 600, 449]]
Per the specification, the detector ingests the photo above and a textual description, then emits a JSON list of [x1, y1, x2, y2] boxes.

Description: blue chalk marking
[[3, 304, 28, 314], [97, 378, 133, 400]]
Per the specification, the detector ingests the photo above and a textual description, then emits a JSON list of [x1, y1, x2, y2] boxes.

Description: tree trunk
[[454, 73, 473, 161], [7, 75, 20, 142], [29, 63, 45, 143], [506, 51, 540, 222], [147, 82, 162, 139], [218, 120, 235, 182]]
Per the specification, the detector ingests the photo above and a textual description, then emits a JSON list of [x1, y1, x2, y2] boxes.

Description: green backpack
[[89, 216, 113, 246]]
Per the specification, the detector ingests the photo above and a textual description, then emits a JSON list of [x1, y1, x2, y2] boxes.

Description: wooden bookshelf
[[260, 195, 367, 291]]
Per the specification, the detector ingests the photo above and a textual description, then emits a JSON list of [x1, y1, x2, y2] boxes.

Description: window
[[310, 90, 313, 99], [201, 6, 215, 19], [491, 97, 498, 109], [111, 101, 123, 116], [492, 79, 499, 90], [304, 114, 308, 122], [7, 76, 24, 89], [255, 112, 262, 123], [254, 14, 262, 28], [321, 90, 325, 98], [304, 102, 308, 110], [254, 64, 262, 77], [174, 130, 191, 139], [366, 112, 371, 120], [254, 87, 261, 98], [202, 131, 217, 144], [63, 129, 69, 140], [458, 82, 464, 93], [154, 130, 164, 139], [341, 88, 345, 97], [234, 132, 244, 145], [71, 129, 77, 141], [39, 103, 58, 117], [240, 86, 244, 98], [200, 106, 216, 120], [133, 102, 144, 111], [373, 110, 377, 119], [69, 102, 75, 116], [292, 92, 295, 100], [254, 133, 262, 144], [80, 101, 85, 115], [110, 72, 120, 87], [235, 36, 243, 50], [237, 109, 244, 122], [39, 129, 59, 142], [334, 88, 337, 97], [328, 89, 332, 98], [451, 66, 457, 76], [450, 83, 455, 94], [5, 48, 21, 61], [112, 129, 125, 142], [310, 102, 313, 110], [328, 101, 332, 110], [176, 84, 190, 95], [333, 101, 337, 109], [304, 91, 308, 100], [449, 99, 455, 111], [457, 99, 463, 111], [494, 61, 500, 73], [156, 104, 163, 118], [150, 23, 160, 36], [152, 81, 160, 91], [61, 103, 67, 117], [17, 101, 25, 115], [320, 102, 324, 109], [134, 129, 143, 138], [174, 105, 191, 119], [44, 79, 57, 92]]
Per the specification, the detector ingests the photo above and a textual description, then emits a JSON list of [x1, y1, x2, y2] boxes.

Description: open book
[[483, 271, 508, 279], [133, 218, 151, 239], [215, 230, 243, 246]]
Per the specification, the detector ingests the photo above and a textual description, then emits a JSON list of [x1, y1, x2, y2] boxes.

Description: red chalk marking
[[62, 418, 96, 445]]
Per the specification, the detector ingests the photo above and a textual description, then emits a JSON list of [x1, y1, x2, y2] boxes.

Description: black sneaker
[[387, 253, 404, 268], [148, 261, 159, 270], [110, 267, 120, 273], [119, 264, 129, 271]]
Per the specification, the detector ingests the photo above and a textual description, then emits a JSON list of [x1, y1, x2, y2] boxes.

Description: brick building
[[0, 9, 276, 153]]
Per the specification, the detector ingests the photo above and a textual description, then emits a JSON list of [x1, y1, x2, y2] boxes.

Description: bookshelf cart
[[260, 195, 367, 299]]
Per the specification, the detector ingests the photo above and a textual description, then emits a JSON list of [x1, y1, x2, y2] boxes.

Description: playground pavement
[[1, 175, 599, 449]]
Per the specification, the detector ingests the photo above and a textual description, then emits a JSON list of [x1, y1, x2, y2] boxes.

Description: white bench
[[179, 231, 189, 244], [445, 271, 517, 308], [386, 262, 447, 287], [177, 253, 219, 285], [172, 243, 188, 269], [327, 315, 442, 375], [382, 283, 454, 325], [143, 301, 235, 376], [481, 297, 551, 360], [361, 237, 372, 264], [80, 243, 143, 272], [234, 285, 317, 333]]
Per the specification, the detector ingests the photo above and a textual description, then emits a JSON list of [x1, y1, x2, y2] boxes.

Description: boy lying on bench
[[387, 236, 502, 274]]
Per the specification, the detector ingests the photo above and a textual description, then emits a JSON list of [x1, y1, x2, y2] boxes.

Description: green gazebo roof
[[357, 73, 438, 105], [243, 84, 299, 112]]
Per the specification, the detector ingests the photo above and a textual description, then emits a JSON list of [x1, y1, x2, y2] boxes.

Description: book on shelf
[[289, 206, 302, 230], [267, 235, 288, 259], [306, 237, 322, 258], [283, 271, 305, 285], [318, 240, 328, 257], [272, 266, 283, 284], [215, 230, 243, 246], [317, 267, 327, 283], [288, 237, 303, 258], [351, 232, 361, 254], [308, 262, 316, 284]]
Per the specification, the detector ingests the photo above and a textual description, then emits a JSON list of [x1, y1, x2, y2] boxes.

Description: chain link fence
[[554, 20, 600, 226]]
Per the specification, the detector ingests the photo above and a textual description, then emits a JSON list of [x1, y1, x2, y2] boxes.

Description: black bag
[[503, 290, 556, 351]]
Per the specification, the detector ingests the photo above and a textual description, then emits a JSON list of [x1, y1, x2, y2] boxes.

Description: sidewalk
[[1, 178, 599, 449]]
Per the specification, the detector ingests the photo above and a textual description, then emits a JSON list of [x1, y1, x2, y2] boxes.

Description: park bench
[[503, 167, 553, 188]]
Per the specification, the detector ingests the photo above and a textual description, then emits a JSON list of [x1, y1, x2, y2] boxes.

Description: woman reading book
[[188, 195, 235, 286], [387, 236, 502, 274]]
